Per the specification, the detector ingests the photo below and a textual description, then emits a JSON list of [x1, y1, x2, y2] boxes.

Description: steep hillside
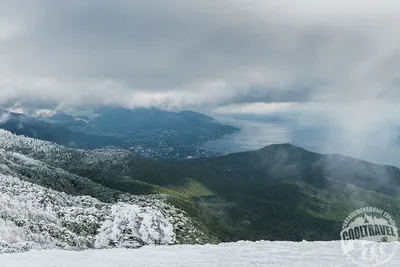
[[1, 130, 400, 243], [0, 133, 218, 252]]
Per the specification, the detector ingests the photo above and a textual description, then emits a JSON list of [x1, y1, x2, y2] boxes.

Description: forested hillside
[[1, 130, 400, 245]]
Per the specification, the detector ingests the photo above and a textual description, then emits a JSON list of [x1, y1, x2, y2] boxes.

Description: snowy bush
[[94, 203, 175, 248]]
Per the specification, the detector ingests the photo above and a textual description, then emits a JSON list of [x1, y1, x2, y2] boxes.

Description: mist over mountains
[[2, 2, 400, 266], [0, 101, 400, 254]]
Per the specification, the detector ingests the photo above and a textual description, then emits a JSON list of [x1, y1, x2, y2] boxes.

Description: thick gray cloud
[[1, 0, 400, 108]]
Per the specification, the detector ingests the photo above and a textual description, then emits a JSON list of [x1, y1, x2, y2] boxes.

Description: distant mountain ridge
[[0, 106, 239, 158]]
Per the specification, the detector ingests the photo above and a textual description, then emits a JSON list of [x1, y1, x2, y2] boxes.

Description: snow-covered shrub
[[94, 203, 175, 248]]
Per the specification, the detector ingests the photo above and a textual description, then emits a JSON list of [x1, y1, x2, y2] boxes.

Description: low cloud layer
[[1, 0, 400, 109]]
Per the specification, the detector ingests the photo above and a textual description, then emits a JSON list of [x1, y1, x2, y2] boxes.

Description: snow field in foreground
[[1, 241, 400, 267]]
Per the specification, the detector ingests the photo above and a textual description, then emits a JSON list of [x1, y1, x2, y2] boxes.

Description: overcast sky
[[1, 0, 400, 110]]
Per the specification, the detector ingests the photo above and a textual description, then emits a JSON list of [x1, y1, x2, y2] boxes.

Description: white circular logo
[[340, 207, 399, 266]]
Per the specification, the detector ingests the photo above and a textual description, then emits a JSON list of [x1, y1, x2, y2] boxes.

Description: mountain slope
[[1, 130, 400, 243], [0, 132, 219, 252], [0, 173, 212, 253], [0, 109, 125, 149]]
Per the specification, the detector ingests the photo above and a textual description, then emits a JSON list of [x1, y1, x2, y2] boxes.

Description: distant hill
[[85, 107, 238, 139], [33, 107, 236, 135], [1, 130, 400, 243], [42, 111, 90, 128]]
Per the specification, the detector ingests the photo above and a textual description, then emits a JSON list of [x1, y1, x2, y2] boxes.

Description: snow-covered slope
[[0, 173, 203, 253], [0, 129, 134, 183], [0, 130, 213, 252], [0, 129, 131, 164], [0, 144, 124, 202], [1, 241, 399, 266]]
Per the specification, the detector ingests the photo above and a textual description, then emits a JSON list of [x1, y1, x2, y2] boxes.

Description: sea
[[203, 114, 400, 167]]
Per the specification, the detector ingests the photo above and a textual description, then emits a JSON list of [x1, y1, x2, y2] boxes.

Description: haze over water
[[204, 114, 400, 168]]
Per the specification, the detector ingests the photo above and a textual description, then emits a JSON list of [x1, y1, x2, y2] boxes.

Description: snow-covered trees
[[0, 173, 201, 252], [0, 130, 213, 253]]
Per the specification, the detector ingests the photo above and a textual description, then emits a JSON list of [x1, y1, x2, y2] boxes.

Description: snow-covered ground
[[1, 241, 399, 267]]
